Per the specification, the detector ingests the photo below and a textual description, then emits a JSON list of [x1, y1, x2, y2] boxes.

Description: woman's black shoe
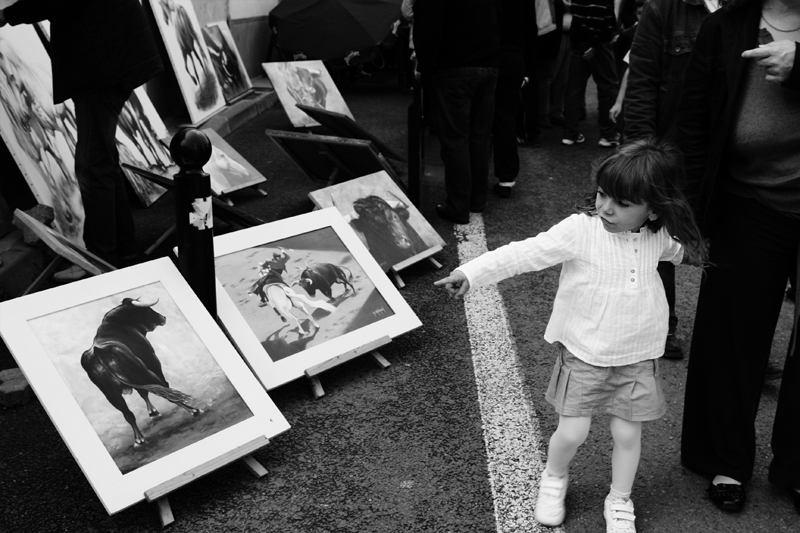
[[707, 482, 746, 512]]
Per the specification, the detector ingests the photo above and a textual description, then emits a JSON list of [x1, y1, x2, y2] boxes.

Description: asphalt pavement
[[1, 66, 798, 533]]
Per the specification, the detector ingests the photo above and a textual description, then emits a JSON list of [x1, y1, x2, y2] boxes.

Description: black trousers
[[492, 54, 525, 183], [433, 67, 498, 219], [681, 192, 800, 484]]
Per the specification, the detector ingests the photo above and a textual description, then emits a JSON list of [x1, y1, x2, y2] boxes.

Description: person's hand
[[583, 47, 595, 61], [610, 102, 622, 123], [741, 40, 796, 83], [521, 76, 530, 89], [434, 270, 470, 299], [0, 9, 7, 28]]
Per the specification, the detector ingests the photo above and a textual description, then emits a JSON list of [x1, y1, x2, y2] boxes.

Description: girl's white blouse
[[457, 214, 684, 367]]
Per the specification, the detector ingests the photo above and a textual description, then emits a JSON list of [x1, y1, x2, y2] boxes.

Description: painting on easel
[[309, 171, 445, 272], [202, 21, 253, 103], [0, 23, 85, 245], [214, 208, 421, 390], [262, 60, 353, 128], [149, 0, 225, 124], [0, 259, 289, 515]]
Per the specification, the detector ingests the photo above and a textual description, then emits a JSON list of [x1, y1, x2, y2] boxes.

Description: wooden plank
[[371, 350, 391, 369], [427, 256, 443, 269], [392, 244, 443, 273], [304, 336, 392, 378], [240, 454, 269, 478], [309, 376, 325, 399], [144, 435, 270, 502], [153, 497, 174, 528], [389, 269, 405, 289]]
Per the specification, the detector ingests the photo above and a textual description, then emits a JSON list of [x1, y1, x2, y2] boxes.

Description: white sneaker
[[604, 495, 636, 533], [534, 469, 568, 526], [561, 133, 585, 146]]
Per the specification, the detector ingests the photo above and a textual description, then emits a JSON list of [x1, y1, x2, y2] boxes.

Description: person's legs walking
[[589, 42, 620, 144], [562, 46, 590, 143], [468, 69, 498, 211], [492, 60, 523, 196], [536, 415, 591, 526], [73, 84, 135, 267]]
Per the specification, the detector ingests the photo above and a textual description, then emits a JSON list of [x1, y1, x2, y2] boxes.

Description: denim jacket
[[623, 0, 712, 141]]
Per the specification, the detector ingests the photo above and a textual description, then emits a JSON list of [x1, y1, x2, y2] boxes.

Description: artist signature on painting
[[373, 307, 387, 317]]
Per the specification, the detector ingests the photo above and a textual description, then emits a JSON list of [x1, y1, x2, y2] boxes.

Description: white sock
[[609, 485, 631, 501]]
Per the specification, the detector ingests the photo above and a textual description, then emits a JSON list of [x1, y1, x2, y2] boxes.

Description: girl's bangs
[[596, 158, 649, 204]]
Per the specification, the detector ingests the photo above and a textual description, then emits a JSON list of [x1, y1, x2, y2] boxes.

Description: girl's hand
[[434, 270, 470, 299]]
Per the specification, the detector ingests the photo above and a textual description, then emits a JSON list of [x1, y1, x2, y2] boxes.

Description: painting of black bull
[[350, 195, 428, 269], [80, 298, 201, 448], [294, 263, 356, 301]]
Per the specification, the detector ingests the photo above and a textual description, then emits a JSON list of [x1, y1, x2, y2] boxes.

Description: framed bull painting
[[149, 0, 226, 125], [309, 171, 445, 273], [202, 21, 253, 104], [262, 60, 353, 128], [0, 258, 290, 515], [212, 207, 422, 390]]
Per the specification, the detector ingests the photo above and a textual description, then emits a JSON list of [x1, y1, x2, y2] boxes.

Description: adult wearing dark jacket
[[677, 0, 800, 514], [414, 0, 500, 224], [0, 0, 163, 276], [623, 0, 720, 359]]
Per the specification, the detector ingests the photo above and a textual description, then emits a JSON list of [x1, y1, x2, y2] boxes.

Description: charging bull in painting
[[342, 193, 428, 270], [81, 298, 201, 448], [293, 263, 356, 301]]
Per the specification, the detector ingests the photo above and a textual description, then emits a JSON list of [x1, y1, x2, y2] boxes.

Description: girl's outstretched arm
[[434, 270, 470, 299]]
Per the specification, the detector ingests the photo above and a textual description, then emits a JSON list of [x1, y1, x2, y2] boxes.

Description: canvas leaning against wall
[[309, 171, 445, 272], [0, 23, 85, 245], [213, 208, 421, 390], [0, 258, 290, 515], [202, 21, 253, 103], [149, 0, 225, 125], [262, 60, 353, 128]]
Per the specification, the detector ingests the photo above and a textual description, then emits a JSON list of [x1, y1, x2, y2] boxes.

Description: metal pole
[[170, 127, 216, 317]]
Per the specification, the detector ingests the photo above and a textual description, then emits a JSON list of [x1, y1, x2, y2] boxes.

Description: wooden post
[[304, 336, 392, 399], [170, 128, 216, 317]]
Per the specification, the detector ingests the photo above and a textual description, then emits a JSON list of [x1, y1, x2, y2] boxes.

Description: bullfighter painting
[[202, 21, 252, 103], [262, 60, 353, 128], [213, 208, 421, 389], [309, 171, 446, 271]]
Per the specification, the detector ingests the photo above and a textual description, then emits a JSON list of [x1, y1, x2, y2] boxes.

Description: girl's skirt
[[545, 343, 667, 422]]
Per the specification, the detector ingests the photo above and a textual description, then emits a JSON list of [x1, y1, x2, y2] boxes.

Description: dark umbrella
[[268, 0, 402, 64]]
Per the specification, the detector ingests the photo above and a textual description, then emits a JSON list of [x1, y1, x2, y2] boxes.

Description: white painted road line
[[454, 213, 565, 533]]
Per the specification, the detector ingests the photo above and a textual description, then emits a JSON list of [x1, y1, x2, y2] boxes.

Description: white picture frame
[[213, 207, 421, 390], [149, 0, 226, 125], [262, 60, 353, 128], [0, 258, 290, 515]]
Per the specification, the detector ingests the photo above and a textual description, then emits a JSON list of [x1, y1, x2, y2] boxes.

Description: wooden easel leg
[[221, 195, 234, 207], [427, 256, 443, 269], [240, 454, 269, 478], [153, 496, 174, 528], [145, 225, 177, 255], [371, 350, 391, 369], [309, 375, 325, 399], [256, 186, 268, 197], [389, 269, 405, 289], [22, 256, 63, 296]]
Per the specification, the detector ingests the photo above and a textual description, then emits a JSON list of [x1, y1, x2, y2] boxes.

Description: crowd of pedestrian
[[413, 0, 799, 531]]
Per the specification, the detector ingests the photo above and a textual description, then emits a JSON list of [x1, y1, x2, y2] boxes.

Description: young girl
[[435, 137, 707, 533]]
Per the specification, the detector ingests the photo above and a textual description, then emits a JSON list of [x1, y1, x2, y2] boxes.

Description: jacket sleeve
[[411, 0, 446, 77], [623, 0, 663, 139], [676, 16, 714, 217]]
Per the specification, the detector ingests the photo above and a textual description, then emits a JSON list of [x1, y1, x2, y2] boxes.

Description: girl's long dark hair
[[577, 137, 709, 265]]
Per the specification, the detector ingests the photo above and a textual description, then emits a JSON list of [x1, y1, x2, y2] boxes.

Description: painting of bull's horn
[[131, 298, 159, 308], [384, 190, 408, 209], [330, 194, 356, 220]]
